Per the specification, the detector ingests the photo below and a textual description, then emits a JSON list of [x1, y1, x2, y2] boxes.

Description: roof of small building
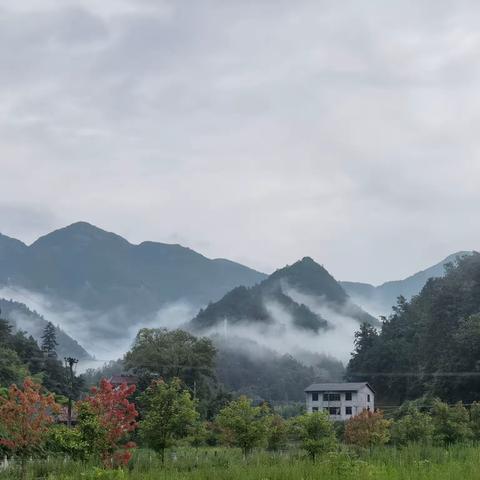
[[304, 382, 375, 393], [109, 374, 138, 385]]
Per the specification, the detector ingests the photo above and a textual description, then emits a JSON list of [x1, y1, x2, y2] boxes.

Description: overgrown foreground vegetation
[[2, 444, 480, 480]]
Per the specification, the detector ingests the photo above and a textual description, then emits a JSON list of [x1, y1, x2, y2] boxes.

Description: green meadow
[[2, 444, 480, 480]]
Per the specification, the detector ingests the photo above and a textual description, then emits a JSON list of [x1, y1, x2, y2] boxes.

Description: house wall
[[305, 387, 374, 421]]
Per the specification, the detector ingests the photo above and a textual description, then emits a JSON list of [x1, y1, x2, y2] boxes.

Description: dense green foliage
[[48, 403, 108, 462], [0, 316, 82, 397], [40, 322, 58, 356], [390, 404, 433, 445], [347, 253, 480, 403], [216, 396, 271, 456], [124, 328, 216, 406]]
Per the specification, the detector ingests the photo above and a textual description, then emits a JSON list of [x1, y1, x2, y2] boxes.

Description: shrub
[[469, 401, 480, 440], [344, 410, 391, 448], [391, 406, 433, 445], [267, 414, 288, 451], [431, 400, 472, 445]]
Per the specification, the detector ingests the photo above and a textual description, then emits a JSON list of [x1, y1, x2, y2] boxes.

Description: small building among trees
[[304, 382, 375, 421]]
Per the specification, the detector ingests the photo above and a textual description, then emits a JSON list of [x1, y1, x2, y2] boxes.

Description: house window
[[367, 394, 371, 402], [312, 392, 318, 401], [345, 392, 352, 401], [345, 406, 352, 415], [328, 407, 341, 415], [312, 407, 318, 412], [323, 393, 341, 401]]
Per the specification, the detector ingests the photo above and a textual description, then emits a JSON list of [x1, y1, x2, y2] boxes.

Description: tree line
[[347, 252, 480, 404]]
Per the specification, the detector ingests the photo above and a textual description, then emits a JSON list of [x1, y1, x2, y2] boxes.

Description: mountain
[[0, 221, 266, 317], [341, 251, 474, 316], [0, 298, 91, 360], [346, 252, 480, 404], [190, 257, 377, 332]]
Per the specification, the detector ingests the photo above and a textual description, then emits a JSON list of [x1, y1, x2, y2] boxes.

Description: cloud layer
[[1, 0, 480, 283]]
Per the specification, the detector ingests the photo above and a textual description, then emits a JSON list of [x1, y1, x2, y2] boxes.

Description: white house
[[304, 382, 375, 421]]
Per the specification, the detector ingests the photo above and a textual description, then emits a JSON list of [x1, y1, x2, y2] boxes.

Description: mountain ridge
[[341, 251, 475, 316], [190, 257, 377, 332]]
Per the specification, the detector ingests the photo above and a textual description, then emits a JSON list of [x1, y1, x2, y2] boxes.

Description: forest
[[347, 252, 480, 404]]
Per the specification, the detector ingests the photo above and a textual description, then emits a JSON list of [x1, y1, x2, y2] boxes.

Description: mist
[[0, 285, 196, 368]]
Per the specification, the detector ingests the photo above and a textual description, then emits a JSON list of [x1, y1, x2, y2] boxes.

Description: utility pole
[[64, 357, 78, 427]]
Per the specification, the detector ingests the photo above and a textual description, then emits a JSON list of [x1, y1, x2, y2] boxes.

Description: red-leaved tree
[[0, 378, 60, 477], [83, 379, 138, 467]]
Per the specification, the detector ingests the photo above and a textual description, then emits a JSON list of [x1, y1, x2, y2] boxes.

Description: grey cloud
[[1, 0, 480, 283]]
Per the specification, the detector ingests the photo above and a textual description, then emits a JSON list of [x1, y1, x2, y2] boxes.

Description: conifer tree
[[41, 322, 58, 356]]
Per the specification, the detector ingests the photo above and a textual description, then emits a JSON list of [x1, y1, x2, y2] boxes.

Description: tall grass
[[2, 444, 480, 479]]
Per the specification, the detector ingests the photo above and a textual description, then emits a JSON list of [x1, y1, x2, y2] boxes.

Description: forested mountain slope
[[0, 298, 91, 360], [347, 252, 480, 404], [190, 257, 377, 332]]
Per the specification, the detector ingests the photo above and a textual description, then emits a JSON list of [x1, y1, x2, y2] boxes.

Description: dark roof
[[109, 374, 138, 385], [304, 382, 375, 394]]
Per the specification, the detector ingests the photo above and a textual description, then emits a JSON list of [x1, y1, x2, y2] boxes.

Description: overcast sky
[[1, 0, 479, 284]]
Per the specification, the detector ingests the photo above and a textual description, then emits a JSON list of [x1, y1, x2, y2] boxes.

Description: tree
[[266, 414, 288, 451], [0, 378, 60, 477], [82, 379, 138, 467], [344, 410, 391, 448], [216, 396, 271, 458], [139, 378, 199, 463], [345, 253, 480, 404], [290, 411, 337, 460], [0, 347, 28, 386], [41, 322, 58, 356], [391, 406, 433, 445], [0, 317, 13, 345], [431, 400, 472, 445], [124, 328, 216, 400]]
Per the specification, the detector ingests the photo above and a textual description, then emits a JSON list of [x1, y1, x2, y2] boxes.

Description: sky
[[1, 0, 480, 285]]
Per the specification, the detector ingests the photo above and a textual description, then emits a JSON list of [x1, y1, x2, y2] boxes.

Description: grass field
[[2, 444, 480, 480]]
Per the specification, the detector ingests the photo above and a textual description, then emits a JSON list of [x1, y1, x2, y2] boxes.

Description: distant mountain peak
[[341, 250, 476, 317], [190, 257, 377, 333], [268, 256, 348, 303], [31, 221, 130, 248]]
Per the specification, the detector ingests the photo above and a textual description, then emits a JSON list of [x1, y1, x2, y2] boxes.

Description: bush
[[391, 406, 433, 445], [344, 410, 391, 448], [469, 401, 480, 440], [266, 415, 288, 451], [431, 400, 472, 445]]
